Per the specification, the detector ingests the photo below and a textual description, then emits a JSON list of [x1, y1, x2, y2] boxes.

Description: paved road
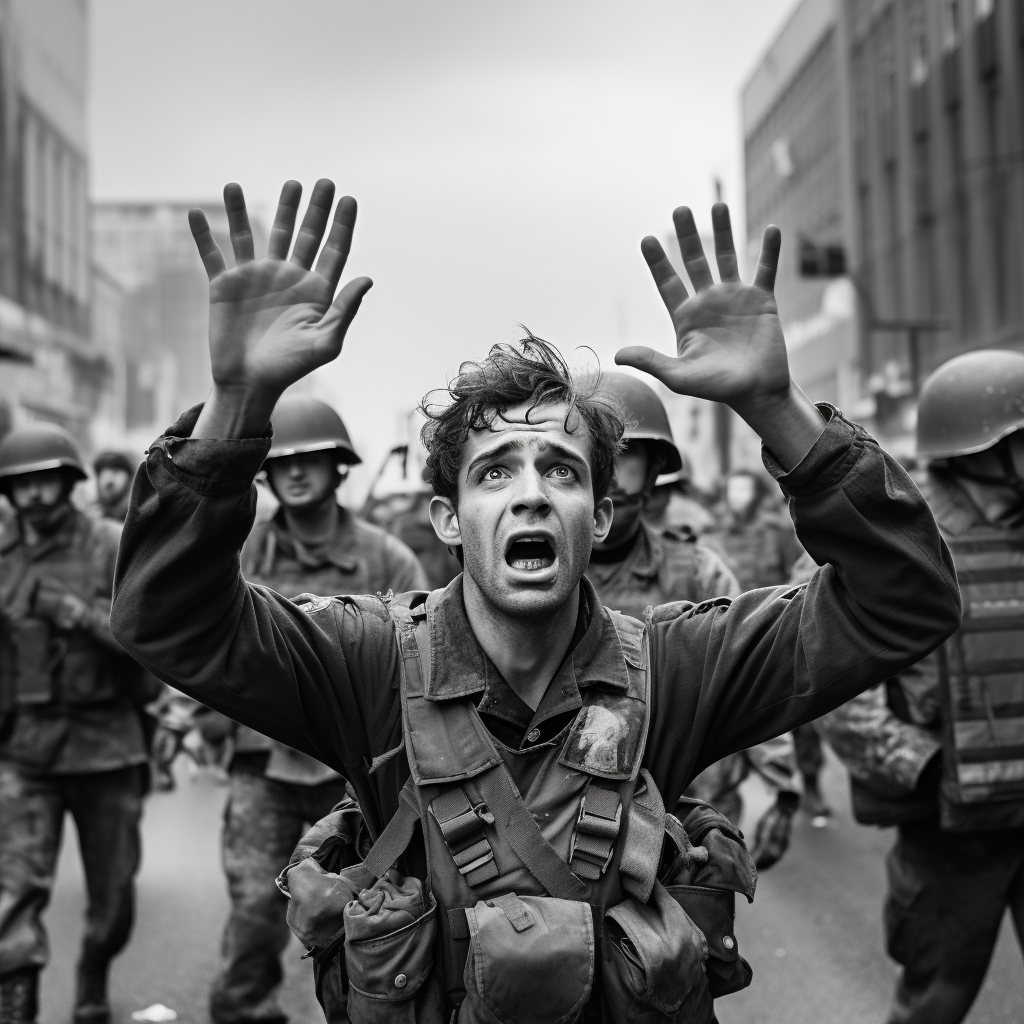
[[39, 752, 1022, 1024]]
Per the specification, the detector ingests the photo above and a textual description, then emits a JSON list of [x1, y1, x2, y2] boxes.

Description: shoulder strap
[[362, 776, 421, 879]]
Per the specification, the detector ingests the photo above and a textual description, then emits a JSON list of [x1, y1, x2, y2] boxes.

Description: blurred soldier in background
[[819, 350, 1024, 1024], [588, 372, 800, 869], [643, 455, 716, 537], [91, 452, 137, 524], [170, 396, 429, 1024], [0, 425, 159, 1024]]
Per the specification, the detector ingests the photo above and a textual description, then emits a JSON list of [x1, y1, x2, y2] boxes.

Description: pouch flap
[[286, 859, 375, 949], [665, 884, 738, 962], [559, 691, 648, 781], [692, 829, 756, 902]]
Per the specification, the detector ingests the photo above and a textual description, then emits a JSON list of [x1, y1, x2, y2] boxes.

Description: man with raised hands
[[109, 179, 960, 1021]]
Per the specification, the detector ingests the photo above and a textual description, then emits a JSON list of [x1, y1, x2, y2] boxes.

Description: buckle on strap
[[569, 784, 622, 881], [430, 787, 499, 887]]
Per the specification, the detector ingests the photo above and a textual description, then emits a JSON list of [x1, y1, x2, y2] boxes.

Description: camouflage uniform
[[0, 508, 157, 989], [588, 521, 802, 854], [207, 504, 428, 1024], [818, 470, 1024, 1023]]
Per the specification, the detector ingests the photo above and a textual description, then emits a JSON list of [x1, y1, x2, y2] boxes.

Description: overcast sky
[[90, 0, 795, 483]]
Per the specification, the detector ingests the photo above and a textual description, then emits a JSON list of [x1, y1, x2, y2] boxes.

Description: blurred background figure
[[0, 425, 159, 1024], [91, 452, 137, 523], [642, 455, 717, 538]]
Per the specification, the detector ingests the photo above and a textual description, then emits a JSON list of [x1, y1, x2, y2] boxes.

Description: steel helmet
[[601, 371, 683, 474], [655, 449, 693, 488], [94, 450, 137, 475], [916, 349, 1024, 459], [266, 396, 361, 465], [0, 423, 87, 482]]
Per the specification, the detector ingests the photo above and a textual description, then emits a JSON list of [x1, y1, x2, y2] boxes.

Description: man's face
[[266, 451, 339, 511], [430, 401, 613, 619], [10, 470, 65, 513], [97, 467, 131, 504], [596, 440, 651, 549]]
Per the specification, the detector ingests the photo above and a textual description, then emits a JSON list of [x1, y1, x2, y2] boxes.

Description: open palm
[[617, 204, 790, 408], [191, 180, 372, 402]]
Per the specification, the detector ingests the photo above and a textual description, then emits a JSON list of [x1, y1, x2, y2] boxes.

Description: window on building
[[909, 0, 929, 85], [942, 1, 961, 51], [975, 0, 994, 19]]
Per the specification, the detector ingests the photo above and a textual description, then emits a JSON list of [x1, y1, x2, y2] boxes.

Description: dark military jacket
[[0, 508, 152, 774], [819, 470, 1024, 832], [109, 404, 960, 841]]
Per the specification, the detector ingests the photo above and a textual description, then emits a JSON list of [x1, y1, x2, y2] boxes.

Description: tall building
[[843, 0, 1024, 444], [742, 0, 860, 417], [92, 202, 266, 448], [0, 0, 108, 441]]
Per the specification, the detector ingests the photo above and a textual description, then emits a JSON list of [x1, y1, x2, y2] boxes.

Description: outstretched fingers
[[672, 207, 714, 291], [291, 178, 336, 270], [614, 346, 684, 389], [753, 225, 782, 292], [266, 181, 302, 259], [314, 276, 374, 355], [314, 196, 358, 292], [711, 203, 740, 283], [223, 183, 255, 265], [188, 209, 227, 280], [641, 236, 689, 314]]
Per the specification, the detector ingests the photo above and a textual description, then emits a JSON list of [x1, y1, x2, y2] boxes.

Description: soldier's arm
[[817, 663, 942, 797]]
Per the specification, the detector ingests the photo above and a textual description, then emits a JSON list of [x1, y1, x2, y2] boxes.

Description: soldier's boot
[[72, 962, 110, 1024], [0, 969, 39, 1024]]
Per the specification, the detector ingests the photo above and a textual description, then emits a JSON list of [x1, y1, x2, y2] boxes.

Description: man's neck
[[280, 498, 338, 548], [461, 575, 580, 711]]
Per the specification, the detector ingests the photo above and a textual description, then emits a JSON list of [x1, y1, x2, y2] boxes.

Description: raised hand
[[190, 180, 372, 440], [618, 203, 824, 469]]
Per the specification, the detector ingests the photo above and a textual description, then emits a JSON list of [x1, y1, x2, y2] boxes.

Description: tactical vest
[[938, 526, 1024, 823], [284, 592, 755, 1024]]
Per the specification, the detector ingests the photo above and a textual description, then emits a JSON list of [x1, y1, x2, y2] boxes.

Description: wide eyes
[[550, 465, 575, 480], [478, 464, 577, 483]]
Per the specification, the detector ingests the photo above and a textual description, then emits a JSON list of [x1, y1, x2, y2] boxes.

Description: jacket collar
[[425, 574, 634, 702]]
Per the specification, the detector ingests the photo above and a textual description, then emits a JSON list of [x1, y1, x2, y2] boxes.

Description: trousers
[[210, 758, 349, 1024], [884, 818, 1024, 1024], [0, 761, 144, 978]]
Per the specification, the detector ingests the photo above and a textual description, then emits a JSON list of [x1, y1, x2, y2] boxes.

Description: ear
[[594, 495, 614, 544], [429, 495, 462, 547]]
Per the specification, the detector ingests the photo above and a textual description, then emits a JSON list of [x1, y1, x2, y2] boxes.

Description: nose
[[287, 461, 306, 480], [511, 465, 551, 517]]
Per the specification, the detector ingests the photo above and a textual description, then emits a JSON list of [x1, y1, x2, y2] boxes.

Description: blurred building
[[0, 0, 110, 443], [842, 0, 1024, 446], [92, 202, 266, 448], [742, 0, 859, 416]]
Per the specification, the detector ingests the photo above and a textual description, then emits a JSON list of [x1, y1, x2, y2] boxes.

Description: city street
[[39, 752, 1022, 1024]]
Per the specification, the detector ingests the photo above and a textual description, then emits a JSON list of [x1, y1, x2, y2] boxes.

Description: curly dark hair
[[420, 332, 626, 507]]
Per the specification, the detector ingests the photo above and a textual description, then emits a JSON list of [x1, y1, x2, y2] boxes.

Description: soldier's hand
[[618, 204, 825, 470], [191, 180, 373, 440], [33, 579, 92, 631]]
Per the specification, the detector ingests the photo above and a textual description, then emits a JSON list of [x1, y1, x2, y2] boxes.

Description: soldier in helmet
[[0, 425, 159, 1024], [91, 452, 137, 523], [588, 372, 801, 869], [819, 349, 1024, 1024], [171, 395, 429, 1024]]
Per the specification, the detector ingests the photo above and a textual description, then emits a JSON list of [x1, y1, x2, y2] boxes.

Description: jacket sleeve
[[645, 408, 961, 798], [110, 406, 402, 779], [817, 669, 942, 797]]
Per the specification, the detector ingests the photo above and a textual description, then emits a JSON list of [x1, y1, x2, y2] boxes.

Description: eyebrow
[[464, 437, 589, 479]]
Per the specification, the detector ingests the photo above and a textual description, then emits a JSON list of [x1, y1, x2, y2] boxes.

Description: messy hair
[[420, 332, 626, 506]]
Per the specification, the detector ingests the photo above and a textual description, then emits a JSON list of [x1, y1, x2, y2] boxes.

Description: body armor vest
[[284, 591, 756, 1024], [939, 526, 1024, 818]]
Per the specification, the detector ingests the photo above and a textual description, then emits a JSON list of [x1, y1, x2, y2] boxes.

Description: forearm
[[192, 384, 278, 440], [733, 382, 825, 473]]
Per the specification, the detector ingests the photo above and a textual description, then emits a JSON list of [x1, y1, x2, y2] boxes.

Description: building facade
[[0, 0, 110, 443]]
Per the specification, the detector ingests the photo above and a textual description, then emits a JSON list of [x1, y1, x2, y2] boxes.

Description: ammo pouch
[[11, 619, 55, 705], [58, 637, 115, 706]]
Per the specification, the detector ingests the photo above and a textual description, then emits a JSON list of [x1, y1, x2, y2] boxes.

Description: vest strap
[[476, 763, 591, 901], [363, 779, 420, 880], [430, 787, 499, 887], [618, 769, 667, 902], [568, 781, 622, 881]]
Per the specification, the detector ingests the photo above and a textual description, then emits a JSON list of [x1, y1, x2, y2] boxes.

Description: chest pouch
[[11, 619, 55, 705]]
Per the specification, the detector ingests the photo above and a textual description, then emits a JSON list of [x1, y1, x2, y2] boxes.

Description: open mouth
[[505, 537, 555, 572]]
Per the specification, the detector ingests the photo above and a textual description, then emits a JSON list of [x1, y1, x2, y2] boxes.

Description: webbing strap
[[476, 763, 590, 901], [430, 787, 499, 887], [485, 892, 536, 932], [569, 782, 622, 881], [618, 769, 666, 902], [363, 781, 420, 880]]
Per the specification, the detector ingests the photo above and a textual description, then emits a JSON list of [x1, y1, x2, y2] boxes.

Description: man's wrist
[[193, 383, 279, 440], [733, 382, 826, 473]]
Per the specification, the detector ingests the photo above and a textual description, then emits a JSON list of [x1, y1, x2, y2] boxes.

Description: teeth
[[511, 558, 552, 571]]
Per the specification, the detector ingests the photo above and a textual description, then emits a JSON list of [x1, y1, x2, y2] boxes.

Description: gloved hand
[[750, 792, 798, 871], [33, 579, 93, 631]]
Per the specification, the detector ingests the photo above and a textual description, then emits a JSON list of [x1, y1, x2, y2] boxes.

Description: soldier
[[109, 181, 959, 1021], [589, 372, 801, 869], [185, 395, 429, 1024], [819, 350, 1024, 1024], [643, 456, 716, 537], [91, 452, 137, 523], [0, 425, 159, 1024]]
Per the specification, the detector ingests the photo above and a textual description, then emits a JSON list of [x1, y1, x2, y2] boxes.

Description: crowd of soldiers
[[0, 180, 1020, 1024]]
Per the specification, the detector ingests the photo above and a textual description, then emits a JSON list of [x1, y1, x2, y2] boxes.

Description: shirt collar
[[426, 574, 633, 702]]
